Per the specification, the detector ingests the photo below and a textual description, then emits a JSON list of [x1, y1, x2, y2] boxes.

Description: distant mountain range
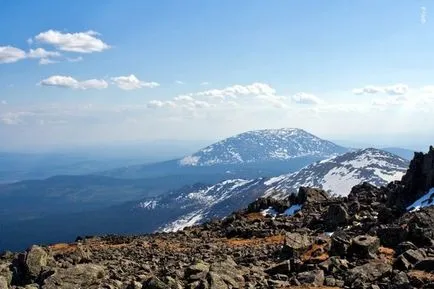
[[0, 128, 412, 251], [100, 128, 348, 179]]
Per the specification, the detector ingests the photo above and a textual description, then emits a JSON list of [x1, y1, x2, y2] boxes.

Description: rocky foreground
[[1, 147, 433, 289]]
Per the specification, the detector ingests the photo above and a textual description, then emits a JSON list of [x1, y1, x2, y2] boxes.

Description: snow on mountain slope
[[264, 148, 409, 198], [133, 178, 266, 232], [179, 128, 347, 166]]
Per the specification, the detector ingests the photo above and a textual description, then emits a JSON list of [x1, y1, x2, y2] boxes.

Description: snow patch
[[160, 211, 204, 232], [261, 207, 278, 217], [406, 188, 434, 212], [179, 155, 201, 166], [137, 200, 157, 209]]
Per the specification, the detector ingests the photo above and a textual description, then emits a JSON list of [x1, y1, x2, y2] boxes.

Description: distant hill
[[101, 128, 348, 179]]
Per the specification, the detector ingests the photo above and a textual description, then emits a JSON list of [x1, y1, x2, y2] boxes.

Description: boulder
[[330, 231, 352, 257], [296, 270, 324, 286], [297, 187, 329, 203], [323, 204, 349, 230], [25, 245, 48, 280], [207, 272, 227, 289], [186, 262, 209, 281], [377, 226, 408, 247], [350, 235, 380, 258], [264, 261, 291, 276], [209, 258, 244, 288], [390, 271, 411, 289], [346, 260, 392, 285], [0, 276, 8, 289], [0, 264, 12, 287], [281, 233, 312, 258], [42, 264, 106, 289]]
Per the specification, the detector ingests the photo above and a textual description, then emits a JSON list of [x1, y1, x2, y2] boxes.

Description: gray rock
[[296, 270, 324, 286], [42, 264, 105, 289], [186, 262, 209, 281], [0, 264, 12, 286], [264, 261, 290, 276], [323, 204, 349, 230], [207, 272, 227, 289], [0, 276, 8, 289], [350, 235, 380, 258], [25, 245, 48, 280], [297, 187, 329, 203], [390, 271, 411, 289], [330, 231, 352, 257], [347, 260, 392, 284], [282, 232, 312, 258]]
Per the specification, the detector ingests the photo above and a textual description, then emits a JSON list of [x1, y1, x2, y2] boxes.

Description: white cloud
[[34, 30, 110, 53], [39, 58, 58, 65], [421, 86, 434, 93], [256, 94, 289, 108], [353, 84, 409, 95], [174, 95, 195, 101], [0, 46, 26, 63], [421, 6, 427, 24], [147, 100, 176, 109], [292, 92, 323, 105], [194, 82, 276, 99], [80, 79, 109, 90], [38, 75, 108, 90], [372, 95, 409, 107], [0, 112, 34, 125], [27, 48, 61, 59], [111, 74, 160, 90], [384, 84, 409, 95], [175, 80, 184, 85], [27, 38, 33, 45], [200, 82, 210, 86], [1, 100, 6, 105], [67, 56, 83, 62]]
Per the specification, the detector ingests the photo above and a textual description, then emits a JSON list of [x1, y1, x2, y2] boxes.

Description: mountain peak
[[179, 128, 347, 166]]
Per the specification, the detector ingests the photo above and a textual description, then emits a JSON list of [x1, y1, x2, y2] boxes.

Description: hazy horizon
[[1, 1, 433, 151]]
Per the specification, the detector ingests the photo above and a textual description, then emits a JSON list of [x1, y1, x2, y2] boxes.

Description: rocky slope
[[179, 128, 347, 166], [0, 147, 433, 289]]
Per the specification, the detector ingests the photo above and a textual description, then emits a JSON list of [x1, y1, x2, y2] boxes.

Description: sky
[[1, 1, 433, 151]]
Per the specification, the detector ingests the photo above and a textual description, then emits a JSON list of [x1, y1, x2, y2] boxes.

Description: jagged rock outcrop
[[388, 146, 434, 210]]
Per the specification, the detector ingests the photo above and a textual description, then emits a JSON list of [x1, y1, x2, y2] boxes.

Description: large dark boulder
[[350, 235, 380, 258], [323, 204, 350, 231], [296, 187, 329, 204]]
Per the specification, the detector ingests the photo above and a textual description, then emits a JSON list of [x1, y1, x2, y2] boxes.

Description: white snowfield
[[179, 128, 346, 166], [406, 188, 434, 212]]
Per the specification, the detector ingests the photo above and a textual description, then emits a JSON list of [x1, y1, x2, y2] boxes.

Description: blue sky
[[1, 1, 433, 150]]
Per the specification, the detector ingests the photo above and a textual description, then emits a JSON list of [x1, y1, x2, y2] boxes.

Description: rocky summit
[[1, 147, 434, 289]]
